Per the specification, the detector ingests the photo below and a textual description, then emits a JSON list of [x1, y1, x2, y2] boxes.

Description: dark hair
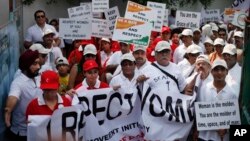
[[218, 28, 226, 33], [34, 10, 46, 19], [49, 19, 58, 26]]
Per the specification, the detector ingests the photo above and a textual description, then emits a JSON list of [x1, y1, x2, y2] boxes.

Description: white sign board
[[232, 10, 248, 29], [163, 9, 169, 26], [147, 1, 166, 32], [80, 2, 104, 19], [175, 10, 201, 29], [201, 8, 220, 24], [59, 18, 92, 40], [195, 100, 241, 131], [112, 17, 152, 46], [67, 5, 92, 19], [92, 18, 112, 38], [125, 1, 156, 27], [92, 0, 109, 13], [104, 6, 120, 34]]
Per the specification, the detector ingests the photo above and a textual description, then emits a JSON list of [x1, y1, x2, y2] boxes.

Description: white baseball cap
[[133, 45, 146, 52], [29, 43, 51, 54], [155, 41, 171, 52], [180, 29, 193, 37], [214, 38, 225, 46], [83, 44, 97, 55], [43, 29, 55, 37], [212, 59, 228, 70], [202, 24, 213, 37], [234, 31, 244, 38], [222, 44, 237, 55], [56, 57, 69, 66], [196, 55, 211, 65], [193, 28, 201, 33], [186, 44, 202, 54], [121, 53, 135, 63], [101, 38, 111, 43], [211, 25, 219, 32], [204, 37, 213, 45]]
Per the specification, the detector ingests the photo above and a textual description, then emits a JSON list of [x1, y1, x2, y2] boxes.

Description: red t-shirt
[[26, 95, 71, 119]]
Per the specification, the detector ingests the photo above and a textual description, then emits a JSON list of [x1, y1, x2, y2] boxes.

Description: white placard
[[125, 1, 157, 27], [80, 2, 104, 19], [163, 9, 169, 26], [232, 10, 248, 29], [195, 100, 241, 131], [104, 6, 120, 34], [201, 8, 220, 24], [92, 18, 112, 38], [147, 1, 166, 32], [59, 18, 91, 40], [92, 0, 109, 13], [175, 10, 201, 29], [67, 5, 92, 19]]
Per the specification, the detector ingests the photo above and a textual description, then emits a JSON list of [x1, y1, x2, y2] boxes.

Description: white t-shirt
[[45, 46, 63, 71], [106, 51, 123, 66], [198, 82, 237, 141], [226, 63, 241, 98], [25, 24, 58, 43], [8, 73, 43, 136], [173, 44, 188, 64], [177, 59, 195, 79], [141, 62, 187, 92], [100, 51, 113, 67]]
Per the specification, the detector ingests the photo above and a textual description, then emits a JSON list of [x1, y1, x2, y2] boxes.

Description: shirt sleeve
[[25, 27, 33, 42], [8, 79, 22, 99]]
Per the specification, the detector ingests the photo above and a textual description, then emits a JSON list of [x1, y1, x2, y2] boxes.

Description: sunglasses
[[36, 15, 45, 19]]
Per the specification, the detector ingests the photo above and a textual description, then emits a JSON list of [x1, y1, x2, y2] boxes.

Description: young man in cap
[[173, 29, 194, 64], [42, 29, 63, 71], [233, 31, 244, 65], [193, 28, 204, 53], [133, 45, 150, 72], [110, 53, 138, 91], [203, 38, 214, 56], [5, 50, 42, 141], [209, 38, 225, 63], [55, 57, 70, 95], [26, 70, 71, 117], [222, 44, 241, 97], [198, 59, 237, 141], [24, 10, 60, 49]]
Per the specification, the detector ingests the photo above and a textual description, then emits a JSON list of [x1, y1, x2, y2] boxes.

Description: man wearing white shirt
[[4, 50, 43, 141], [100, 38, 113, 67], [198, 59, 237, 141], [222, 44, 241, 98], [173, 29, 193, 64], [24, 10, 59, 49]]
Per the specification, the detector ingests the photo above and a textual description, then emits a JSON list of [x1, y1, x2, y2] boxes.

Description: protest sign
[[67, 5, 92, 19], [92, 0, 109, 13], [92, 18, 112, 38], [232, 10, 248, 29], [80, 2, 104, 19], [140, 83, 196, 140], [163, 9, 169, 26], [195, 100, 241, 131], [175, 10, 201, 29], [59, 18, 91, 40], [201, 8, 220, 24], [224, 8, 239, 23], [112, 17, 152, 46], [125, 1, 156, 28], [147, 1, 166, 32], [104, 6, 120, 34]]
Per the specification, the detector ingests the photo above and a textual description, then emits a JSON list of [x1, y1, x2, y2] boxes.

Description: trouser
[[5, 128, 27, 141]]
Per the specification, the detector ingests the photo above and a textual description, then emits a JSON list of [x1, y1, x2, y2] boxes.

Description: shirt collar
[[38, 93, 63, 106], [83, 78, 101, 89]]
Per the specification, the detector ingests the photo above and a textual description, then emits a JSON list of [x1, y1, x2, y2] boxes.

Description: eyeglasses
[[36, 15, 45, 19]]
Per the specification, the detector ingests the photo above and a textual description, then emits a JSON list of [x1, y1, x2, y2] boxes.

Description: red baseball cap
[[161, 26, 171, 33], [83, 60, 98, 72], [40, 70, 59, 90]]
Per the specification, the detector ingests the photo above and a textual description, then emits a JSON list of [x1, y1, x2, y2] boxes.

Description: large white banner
[[67, 5, 92, 19], [146, 1, 166, 32], [59, 18, 92, 40], [195, 100, 241, 131], [140, 83, 196, 140], [175, 10, 201, 29]]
